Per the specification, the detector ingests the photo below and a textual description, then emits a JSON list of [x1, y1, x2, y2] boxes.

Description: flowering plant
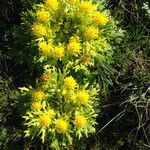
[[17, 0, 123, 149]]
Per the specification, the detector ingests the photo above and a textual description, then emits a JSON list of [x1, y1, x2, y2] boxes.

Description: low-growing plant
[[12, 0, 123, 149]]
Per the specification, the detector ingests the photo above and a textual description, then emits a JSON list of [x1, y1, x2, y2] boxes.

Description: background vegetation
[[0, 0, 150, 149]]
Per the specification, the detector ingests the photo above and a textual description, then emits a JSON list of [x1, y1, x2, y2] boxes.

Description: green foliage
[[0, 75, 23, 149]]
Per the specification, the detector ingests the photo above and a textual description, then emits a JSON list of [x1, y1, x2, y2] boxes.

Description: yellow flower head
[[45, 0, 59, 10], [36, 10, 50, 22], [76, 90, 89, 105], [31, 101, 42, 110], [67, 41, 81, 54], [39, 115, 51, 127], [85, 26, 99, 40], [56, 119, 68, 133], [75, 115, 87, 129], [52, 46, 65, 58], [93, 12, 109, 26], [32, 90, 45, 101], [68, 0, 79, 5], [64, 76, 77, 89], [79, 1, 95, 14], [39, 41, 53, 56], [32, 23, 47, 37]]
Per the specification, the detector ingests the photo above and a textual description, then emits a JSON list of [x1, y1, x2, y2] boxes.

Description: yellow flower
[[85, 26, 99, 40], [56, 119, 68, 133], [39, 41, 53, 56], [79, 1, 95, 14], [68, 0, 78, 5], [75, 115, 87, 129], [93, 12, 108, 26], [32, 90, 45, 101], [36, 10, 50, 22], [39, 115, 51, 127], [31, 101, 42, 110], [67, 42, 81, 54], [32, 23, 47, 37], [76, 90, 89, 105], [64, 76, 77, 89], [45, 0, 59, 10], [52, 46, 65, 58]]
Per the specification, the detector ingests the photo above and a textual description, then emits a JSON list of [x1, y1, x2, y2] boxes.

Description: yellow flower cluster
[[67, 41, 81, 54], [32, 90, 45, 102], [40, 115, 51, 127], [56, 119, 68, 133], [75, 115, 87, 129], [64, 76, 77, 89], [85, 26, 99, 40], [36, 10, 50, 22], [76, 90, 89, 105], [45, 0, 59, 10], [80, 1, 95, 14], [31, 90, 45, 110], [32, 23, 47, 37], [39, 109, 55, 127], [93, 12, 109, 26], [52, 46, 65, 58], [31, 101, 42, 110], [39, 41, 53, 56]]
